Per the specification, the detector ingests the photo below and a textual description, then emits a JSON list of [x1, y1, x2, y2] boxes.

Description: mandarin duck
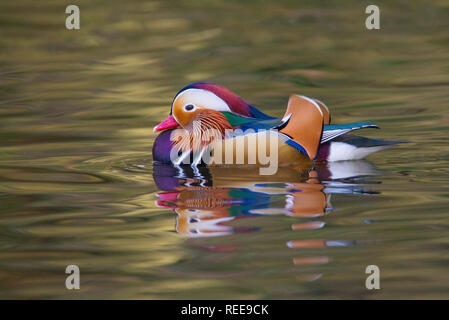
[[153, 83, 400, 166]]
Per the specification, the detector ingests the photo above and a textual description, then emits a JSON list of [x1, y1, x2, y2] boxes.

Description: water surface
[[0, 0, 448, 299]]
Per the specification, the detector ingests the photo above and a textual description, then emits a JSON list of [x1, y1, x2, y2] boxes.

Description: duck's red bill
[[153, 115, 180, 132], [155, 192, 179, 209]]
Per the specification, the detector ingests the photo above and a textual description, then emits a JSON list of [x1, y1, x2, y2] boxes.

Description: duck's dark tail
[[316, 134, 407, 162]]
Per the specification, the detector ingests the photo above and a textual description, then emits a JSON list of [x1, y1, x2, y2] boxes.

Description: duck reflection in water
[[153, 161, 380, 238]]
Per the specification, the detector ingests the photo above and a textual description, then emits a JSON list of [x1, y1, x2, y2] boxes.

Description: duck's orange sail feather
[[279, 95, 325, 160]]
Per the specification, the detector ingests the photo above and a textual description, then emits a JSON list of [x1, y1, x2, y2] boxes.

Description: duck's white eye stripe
[[174, 88, 231, 112]]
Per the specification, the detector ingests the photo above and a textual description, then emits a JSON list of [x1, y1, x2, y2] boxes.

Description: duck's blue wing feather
[[238, 118, 285, 131], [321, 122, 378, 144], [248, 105, 276, 120], [223, 113, 380, 147]]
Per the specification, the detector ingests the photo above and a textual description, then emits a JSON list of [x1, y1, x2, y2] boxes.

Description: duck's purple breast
[[152, 129, 175, 163]]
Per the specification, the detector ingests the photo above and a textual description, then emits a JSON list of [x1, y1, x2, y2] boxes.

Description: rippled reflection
[[155, 161, 379, 237], [154, 161, 380, 273]]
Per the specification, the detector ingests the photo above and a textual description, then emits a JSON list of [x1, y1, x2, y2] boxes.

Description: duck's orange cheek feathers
[[175, 112, 197, 128], [171, 103, 197, 128]]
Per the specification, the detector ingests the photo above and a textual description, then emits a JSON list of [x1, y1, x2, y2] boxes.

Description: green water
[[0, 0, 448, 299]]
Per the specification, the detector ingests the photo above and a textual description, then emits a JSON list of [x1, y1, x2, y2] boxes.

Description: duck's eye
[[184, 104, 195, 112], [189, 217, 199, 224]]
